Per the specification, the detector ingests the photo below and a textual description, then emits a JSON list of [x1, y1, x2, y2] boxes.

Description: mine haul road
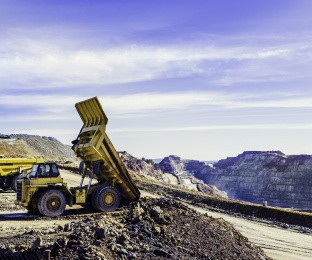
[[0, 169, 312, 260]]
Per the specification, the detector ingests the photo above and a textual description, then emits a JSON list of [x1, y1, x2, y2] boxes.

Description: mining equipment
[[0, 157, 44, 191], [15, 97, 141, 216]]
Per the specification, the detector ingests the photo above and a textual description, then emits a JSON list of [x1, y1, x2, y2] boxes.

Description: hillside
[[119, 152, 227, 197], [0, 134, 77, 162], [0, 135, 225, 197]]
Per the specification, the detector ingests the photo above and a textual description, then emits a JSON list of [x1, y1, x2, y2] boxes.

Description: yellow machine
[[15, 97, 140, 216], [0, 157, 44, 191]]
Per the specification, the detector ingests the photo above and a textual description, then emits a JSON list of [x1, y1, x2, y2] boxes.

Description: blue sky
[[1, 0, 312, 160]]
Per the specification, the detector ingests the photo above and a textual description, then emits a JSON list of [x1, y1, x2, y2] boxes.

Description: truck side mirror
[[93, 161, 101, 175], [79, 162, 85, 174]]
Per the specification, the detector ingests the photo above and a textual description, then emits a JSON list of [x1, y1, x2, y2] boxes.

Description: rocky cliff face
[[158, 155, 227, 198], [158, 155, 207, 175], [196, 151, 312, 209], [158, 152, 312, 210], [119, 152, 169, 182]]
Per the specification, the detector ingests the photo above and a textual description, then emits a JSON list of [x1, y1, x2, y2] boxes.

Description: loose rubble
[[0, 197, 270, 259]]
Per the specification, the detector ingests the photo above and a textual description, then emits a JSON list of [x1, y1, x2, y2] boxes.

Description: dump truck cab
[[28, 162, 62, 180], [15, 162, 68, 216]]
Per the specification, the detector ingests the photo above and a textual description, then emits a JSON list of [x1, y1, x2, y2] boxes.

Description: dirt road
[[140, 190, 312, 260], [187, 204, 312, 260]]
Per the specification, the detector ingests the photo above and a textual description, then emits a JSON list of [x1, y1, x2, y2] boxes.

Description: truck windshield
[[29, 164, 39, 178], [50, 164, 59, 177]]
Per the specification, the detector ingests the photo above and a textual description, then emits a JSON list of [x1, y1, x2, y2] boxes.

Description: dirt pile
[[0, 197, 269, 260], [0, 134, 78, 162]]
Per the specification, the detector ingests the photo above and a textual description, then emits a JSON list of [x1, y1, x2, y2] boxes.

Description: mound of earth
[[0, 134, 77, 162], [0, 197, 269, 260]]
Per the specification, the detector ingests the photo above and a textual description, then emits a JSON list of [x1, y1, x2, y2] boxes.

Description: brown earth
[[0, 170, 271, 260], [1, 170, 312, 259], [0, 197, 269, 260]]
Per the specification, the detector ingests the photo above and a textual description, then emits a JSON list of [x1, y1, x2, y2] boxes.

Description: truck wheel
[[37, 189, 66, 217], [91, 186, 102, 211], [91, 186, 121, 212], [10, 174, 20, 191]]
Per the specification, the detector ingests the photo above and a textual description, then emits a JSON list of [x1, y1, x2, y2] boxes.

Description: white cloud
[[94, 92, 312, 114], [1, 91, 312, 122], [109, 123, 312, 133], [257, 49, 289, 58], [14, 123, 312, 136], [0, 36, 307, 89]]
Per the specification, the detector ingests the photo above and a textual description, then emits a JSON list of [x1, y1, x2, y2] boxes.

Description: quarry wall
[[160, 152, 312, 210], [202, 151, 312, 209]]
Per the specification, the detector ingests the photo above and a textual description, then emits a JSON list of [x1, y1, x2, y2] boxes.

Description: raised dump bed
[[72, 96, 140, 202]]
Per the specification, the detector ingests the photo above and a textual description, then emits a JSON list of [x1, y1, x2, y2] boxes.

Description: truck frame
[[15, 97, 140, 216]]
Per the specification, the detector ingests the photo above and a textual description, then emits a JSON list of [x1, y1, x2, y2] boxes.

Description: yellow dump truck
[[0, 157, 44, 191], [15, 97, 140, 216]]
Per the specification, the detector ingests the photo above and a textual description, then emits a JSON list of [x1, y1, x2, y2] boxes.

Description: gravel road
[[186, 204, 312, 260]]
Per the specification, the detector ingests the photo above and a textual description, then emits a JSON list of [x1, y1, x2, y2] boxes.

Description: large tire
[[91, 186, 103, 211], [91, 186, 121, 212], [10, 174, 20, 191], [37, 189, 66, 217]]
